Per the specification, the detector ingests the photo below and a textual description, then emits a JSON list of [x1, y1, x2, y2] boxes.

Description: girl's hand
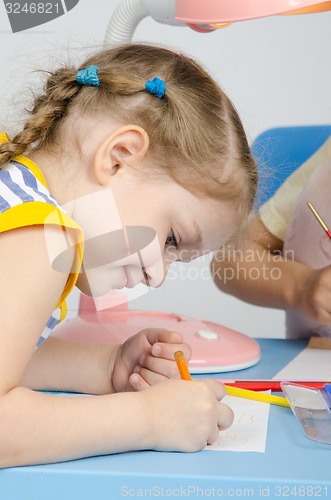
[[109, 329, 191, 393], [140, 378, 234, 452]]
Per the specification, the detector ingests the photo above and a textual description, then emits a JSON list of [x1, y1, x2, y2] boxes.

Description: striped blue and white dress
[[0, 148, 83, 349]]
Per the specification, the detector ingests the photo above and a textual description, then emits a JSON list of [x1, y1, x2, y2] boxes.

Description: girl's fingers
[[143, 329, 184, 346], [150, 341, 192, 362], [206, 401, 234, 445], [217, 401, 235, 430], [203, 379, 227, 401], [141, 329, 191, 360], [130, 370, 233, 437], [203, 379, 234, 431], [139, 354, 181, 379], [129, 372, 151, 391], [130, 367, 168, 389], [207, 426, 221, 446]]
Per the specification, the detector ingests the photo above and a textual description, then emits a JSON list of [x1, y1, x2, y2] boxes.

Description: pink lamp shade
[[104, 0, 331, 47], [176, 0, 331, 32]]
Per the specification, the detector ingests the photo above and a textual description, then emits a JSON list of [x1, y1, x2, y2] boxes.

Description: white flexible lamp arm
[[104, 0, 182, 47], [104, 0, 149, 47]]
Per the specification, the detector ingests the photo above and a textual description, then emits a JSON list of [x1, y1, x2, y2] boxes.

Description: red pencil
[[307, 202, 331, 240], [217, 380, 327, 392]]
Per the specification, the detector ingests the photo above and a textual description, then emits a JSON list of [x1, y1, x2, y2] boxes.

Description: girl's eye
[[165, 230, 178, 248]]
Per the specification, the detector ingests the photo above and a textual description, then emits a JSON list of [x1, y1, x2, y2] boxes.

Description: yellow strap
[[0, 132, 48, 187]]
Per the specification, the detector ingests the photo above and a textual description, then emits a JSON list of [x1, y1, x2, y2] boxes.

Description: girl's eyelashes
[[165, 229, 179, 248]]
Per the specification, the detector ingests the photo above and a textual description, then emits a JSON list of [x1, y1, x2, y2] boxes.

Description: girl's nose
[[143, 257, 166, 287], [143, 251, 176, 288]]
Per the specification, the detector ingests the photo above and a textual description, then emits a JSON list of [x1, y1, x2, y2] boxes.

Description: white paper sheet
[[205, 394, 271, 453], [274, 348, 331, 380]]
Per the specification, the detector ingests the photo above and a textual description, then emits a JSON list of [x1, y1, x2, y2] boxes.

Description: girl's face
[[75, 171, 240, 297]]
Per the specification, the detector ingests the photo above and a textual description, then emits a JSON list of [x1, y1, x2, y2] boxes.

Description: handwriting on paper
[[205, 395, 271, 453]]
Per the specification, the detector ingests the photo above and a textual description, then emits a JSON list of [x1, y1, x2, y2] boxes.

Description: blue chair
[[251, 125, 331, 209]]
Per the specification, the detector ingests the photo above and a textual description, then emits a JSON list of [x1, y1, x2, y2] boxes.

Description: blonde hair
[[0, 43, 257, 217]]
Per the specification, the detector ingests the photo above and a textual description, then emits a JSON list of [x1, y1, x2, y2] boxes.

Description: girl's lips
[[126, 268, 150, 288]]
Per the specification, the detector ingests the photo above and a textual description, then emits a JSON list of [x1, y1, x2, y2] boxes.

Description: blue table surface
[[1, 339, 330, 500]]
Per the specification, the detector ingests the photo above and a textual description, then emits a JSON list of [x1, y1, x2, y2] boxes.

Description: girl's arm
[[1, 377, 232, 467], [21, 329, 191, 395], [20, 336, 115, 395]]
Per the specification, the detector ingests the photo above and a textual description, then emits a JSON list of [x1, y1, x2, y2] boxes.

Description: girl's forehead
[[181, 199, 241, 250]]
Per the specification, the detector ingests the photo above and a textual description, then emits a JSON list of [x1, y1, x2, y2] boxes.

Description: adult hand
[[295, 265, 331, 323]]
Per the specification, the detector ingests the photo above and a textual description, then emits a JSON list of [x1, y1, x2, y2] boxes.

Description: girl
[[0, 43, 257, 467]]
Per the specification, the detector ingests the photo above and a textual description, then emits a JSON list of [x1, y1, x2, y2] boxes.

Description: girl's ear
[[93, 125, 150, 185]]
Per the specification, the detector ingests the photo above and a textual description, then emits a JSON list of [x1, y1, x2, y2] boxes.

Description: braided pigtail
[[0, 67, 81, 167]]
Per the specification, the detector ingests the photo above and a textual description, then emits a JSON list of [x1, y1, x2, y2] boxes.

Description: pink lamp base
[[54, 295, 260, 374]]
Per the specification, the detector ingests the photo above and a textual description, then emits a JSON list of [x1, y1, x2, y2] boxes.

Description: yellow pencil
[[225, 385, 291, 408], [174, 350, 192, 380], [173, 351, 290, 408]]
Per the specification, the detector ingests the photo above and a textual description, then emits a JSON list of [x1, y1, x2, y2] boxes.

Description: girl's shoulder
[[0, 146, 84, 334]]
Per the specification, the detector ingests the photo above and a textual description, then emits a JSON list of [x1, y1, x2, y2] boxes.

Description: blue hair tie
[[145, 77, 166, 99], [76, 65, 100, 87]]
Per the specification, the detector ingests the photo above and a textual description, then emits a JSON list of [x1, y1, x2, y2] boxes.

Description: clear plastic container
[[281, 382, 331, 445]]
